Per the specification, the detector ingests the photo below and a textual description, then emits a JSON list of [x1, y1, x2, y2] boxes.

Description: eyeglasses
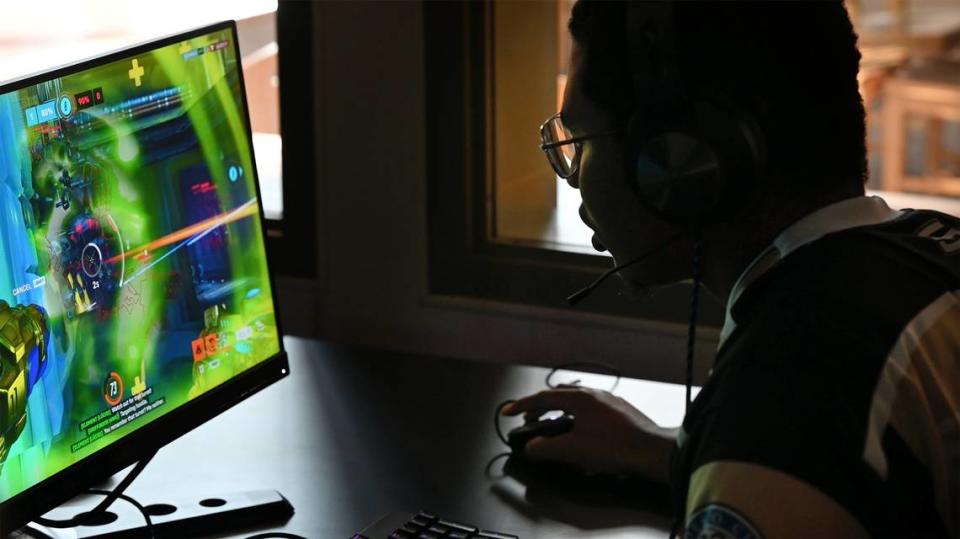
[[538, 112, 619, 179]]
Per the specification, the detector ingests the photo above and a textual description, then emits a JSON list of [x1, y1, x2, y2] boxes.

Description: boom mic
[[566, 232, 683, 306]]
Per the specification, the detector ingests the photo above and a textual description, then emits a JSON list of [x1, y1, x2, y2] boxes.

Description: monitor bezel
[[0, 20, 290, 535]]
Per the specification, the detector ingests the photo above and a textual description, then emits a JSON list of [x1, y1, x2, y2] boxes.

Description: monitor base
[[20, 489, 293, 538]]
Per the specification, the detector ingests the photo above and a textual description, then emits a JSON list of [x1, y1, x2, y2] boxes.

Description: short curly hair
[[568, 0, 867, 193]]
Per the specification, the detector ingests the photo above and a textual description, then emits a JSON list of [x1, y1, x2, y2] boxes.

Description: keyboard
[[353, 510, 519, 539]]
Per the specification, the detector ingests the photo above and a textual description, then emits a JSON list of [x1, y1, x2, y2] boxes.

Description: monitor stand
[[17, 489, 294, 538]]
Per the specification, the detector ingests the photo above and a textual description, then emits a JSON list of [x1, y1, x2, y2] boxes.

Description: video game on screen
[[0, 28, 280, 501]]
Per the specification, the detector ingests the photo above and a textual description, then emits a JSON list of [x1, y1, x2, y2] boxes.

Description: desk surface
[[116, 337, 689, 538]]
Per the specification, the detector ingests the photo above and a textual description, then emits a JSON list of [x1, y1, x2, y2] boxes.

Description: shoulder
[[791, 208, 960, 302], [729, 208, 960, 364]]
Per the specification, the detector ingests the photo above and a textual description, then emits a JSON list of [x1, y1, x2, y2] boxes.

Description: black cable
[[545, 361, 621, 392], [494, 400, 515, 446], [35, 450, 157, 529], [244, 533, 309, 539], [685, 226, 702, 413], [668, 229, 703, 539], [671, 228, 703, 539], [483, 452, 513, 480], [84, 488, 155, 539]]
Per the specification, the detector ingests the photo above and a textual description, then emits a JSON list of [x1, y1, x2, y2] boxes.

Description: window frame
[[266, 0, 319, 279]]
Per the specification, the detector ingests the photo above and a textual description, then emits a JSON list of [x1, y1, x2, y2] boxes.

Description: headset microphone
[[566, 231, 683, 306]]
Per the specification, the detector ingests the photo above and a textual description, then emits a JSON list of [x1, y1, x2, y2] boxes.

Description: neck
[[699, 185, 864, 304]]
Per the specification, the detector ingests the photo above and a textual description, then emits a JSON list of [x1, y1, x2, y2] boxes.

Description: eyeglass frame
[[538, 112, 620, 179]]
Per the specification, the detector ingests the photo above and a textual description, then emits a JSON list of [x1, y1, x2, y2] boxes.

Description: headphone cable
[[685, 225, 702, 413], [670, 227, 701, 539]]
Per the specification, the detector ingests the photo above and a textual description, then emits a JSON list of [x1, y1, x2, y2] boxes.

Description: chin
[[615, 257, 690, 291]]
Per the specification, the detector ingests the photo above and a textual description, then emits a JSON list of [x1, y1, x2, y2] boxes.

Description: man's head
[[560, 0, 866, 295]]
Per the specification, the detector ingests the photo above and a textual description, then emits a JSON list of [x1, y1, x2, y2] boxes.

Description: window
[[491, 0, 595, 254], [427, 0, 960, 327], [425, 1, 720, 327], [852, 0, 960, 216]]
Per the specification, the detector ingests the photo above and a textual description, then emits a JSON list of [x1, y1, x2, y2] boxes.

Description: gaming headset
[[625, 0, 767, 223]]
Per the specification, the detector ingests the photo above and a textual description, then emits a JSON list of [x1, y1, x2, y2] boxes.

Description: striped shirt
[[672, 196, 960, 538]]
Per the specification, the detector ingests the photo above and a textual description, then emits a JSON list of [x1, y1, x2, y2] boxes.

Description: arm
[[684, 461, 870, 539]]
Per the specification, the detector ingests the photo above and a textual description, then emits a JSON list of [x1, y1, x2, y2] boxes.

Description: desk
[[83, 337, 690, 538]]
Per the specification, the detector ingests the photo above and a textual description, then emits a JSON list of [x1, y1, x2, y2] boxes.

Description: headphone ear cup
[[634, 132, 724, 221], [692, 99, 766, 217]]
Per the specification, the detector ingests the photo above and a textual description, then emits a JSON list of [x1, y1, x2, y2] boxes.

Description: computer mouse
[[506, 413, 574, 456]]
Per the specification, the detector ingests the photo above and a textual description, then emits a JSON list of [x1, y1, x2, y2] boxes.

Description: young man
[[503, 2, 960, 537]]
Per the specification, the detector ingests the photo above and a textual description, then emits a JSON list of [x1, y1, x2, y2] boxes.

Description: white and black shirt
[[673, 196, 960, 538]]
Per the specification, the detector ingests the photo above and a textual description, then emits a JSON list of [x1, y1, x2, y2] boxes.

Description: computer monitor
[[0, 21, 288, 534]]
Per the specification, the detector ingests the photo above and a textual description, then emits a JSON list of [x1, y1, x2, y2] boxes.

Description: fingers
[[501, 388, 587, 417]]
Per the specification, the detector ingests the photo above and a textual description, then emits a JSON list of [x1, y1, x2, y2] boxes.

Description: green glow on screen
[[0, 26, 280, 502], [117, 134, 139, 162]]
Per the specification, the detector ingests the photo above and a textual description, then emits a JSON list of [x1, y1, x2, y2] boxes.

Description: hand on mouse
[[501, 387, 676, 485]]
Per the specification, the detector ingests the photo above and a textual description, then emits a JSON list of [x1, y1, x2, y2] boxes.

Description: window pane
[[491, 0, 598, 255], [857, 0, 960, 216]]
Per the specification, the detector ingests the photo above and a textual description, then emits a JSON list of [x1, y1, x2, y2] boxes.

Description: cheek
[[578, 142, 681, 259], [578, 143, 640, 230]]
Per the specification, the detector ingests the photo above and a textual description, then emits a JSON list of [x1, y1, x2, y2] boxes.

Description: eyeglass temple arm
[[540, 130, 620, 150]]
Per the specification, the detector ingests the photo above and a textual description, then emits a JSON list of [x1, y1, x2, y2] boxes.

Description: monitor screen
[[0, 23, 282, 508]]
